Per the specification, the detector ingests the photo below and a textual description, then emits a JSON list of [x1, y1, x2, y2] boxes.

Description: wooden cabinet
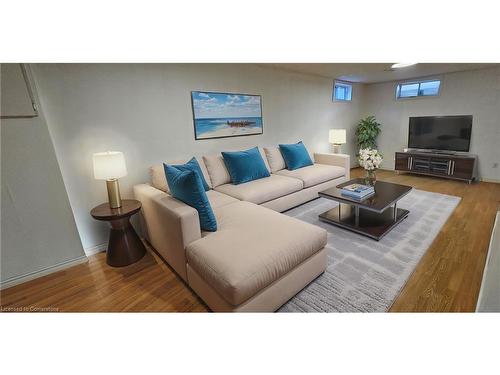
[[449, 157, 475, 180], [395, 153, 411, 171], [395, 151, 478, 183]]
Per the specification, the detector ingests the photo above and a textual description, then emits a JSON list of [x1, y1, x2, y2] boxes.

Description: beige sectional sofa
[[133, 147, 350, 312]]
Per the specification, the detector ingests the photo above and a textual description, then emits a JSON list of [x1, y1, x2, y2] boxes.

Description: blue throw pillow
[[163, 164, 217, 232], [279, 141, 314, 170], [221, 147, 270, 185], [171, 157, 210, 191]]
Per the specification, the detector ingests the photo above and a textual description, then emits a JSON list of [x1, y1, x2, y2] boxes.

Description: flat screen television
[[408, 115, 472, 152]]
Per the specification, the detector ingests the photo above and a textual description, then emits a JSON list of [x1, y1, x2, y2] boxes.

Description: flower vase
[[365, 169, 376, 185]]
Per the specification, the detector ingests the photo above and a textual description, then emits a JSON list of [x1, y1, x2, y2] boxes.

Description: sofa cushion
[[279, 141, 314, 170], [221, 147, 271, 184], [264, 146, 286, 173], [205, 190, 239, 210], [164, 165, 217, 232], [203, 154, 232, 188], [203, 148, 271, 188], [150, 157, 211, 193], [186, 201, 327, 305], [276, 163, 345, 188], [214, 174, 303, 204]]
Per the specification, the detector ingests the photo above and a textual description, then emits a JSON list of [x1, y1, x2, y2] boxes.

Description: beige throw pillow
[[203, 154, 232, 188], [149, 165, 169, 192], [264, 147, 286, 173]]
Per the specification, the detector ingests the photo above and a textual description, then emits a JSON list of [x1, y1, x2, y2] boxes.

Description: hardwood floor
[[0, 248, 208, 312], [1, 168, 499, 312], [369, 170, 500, 312]]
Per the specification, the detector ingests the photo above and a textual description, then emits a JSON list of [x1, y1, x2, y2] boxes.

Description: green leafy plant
[[355, 115, 381, 150]]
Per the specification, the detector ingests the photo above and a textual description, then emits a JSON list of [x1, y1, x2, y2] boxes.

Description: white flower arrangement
[[358, 148, 383, 171]]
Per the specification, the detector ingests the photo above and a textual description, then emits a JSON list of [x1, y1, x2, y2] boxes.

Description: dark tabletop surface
[[319, 178, 412, 212], [90, 199, 142, 220]]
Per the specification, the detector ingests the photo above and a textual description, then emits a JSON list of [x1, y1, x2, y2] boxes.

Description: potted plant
[[358, 148, 383, 184], [355, 115, 381, 149]]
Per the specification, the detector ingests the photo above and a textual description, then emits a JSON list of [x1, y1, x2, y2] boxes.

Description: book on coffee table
[[340, 183, 374, 199]]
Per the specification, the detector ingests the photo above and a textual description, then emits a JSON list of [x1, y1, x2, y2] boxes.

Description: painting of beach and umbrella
[[191, 91, 263, 140]]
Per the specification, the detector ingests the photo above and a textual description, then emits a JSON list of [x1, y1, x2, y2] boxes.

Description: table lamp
[[93, 151, 127, 209], [329, 129, 346, 154]]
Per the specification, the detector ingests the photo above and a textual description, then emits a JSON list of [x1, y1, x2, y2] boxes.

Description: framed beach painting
[[191, 91, 263, 140]]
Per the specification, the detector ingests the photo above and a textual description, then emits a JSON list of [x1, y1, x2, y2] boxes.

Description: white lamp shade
[[329, 129, 346, 144], [93, 151, 127, 180]]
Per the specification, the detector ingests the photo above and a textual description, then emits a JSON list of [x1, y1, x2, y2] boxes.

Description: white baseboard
[[84, 243, 107, 257], [0, 255, 88, 290], [481, 177, 500, 184]]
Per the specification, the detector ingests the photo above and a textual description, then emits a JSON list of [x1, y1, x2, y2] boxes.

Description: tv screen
[[408, 115, 472, 152]]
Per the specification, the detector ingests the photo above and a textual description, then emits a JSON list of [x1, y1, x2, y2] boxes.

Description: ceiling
[[264, 63, 499, 83]]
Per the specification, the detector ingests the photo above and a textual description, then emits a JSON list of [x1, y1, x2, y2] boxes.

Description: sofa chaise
[[133, 147, 350, 312]]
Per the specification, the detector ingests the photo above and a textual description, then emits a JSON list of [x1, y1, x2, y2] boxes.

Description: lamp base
[[332, 144, 342, 154], [106, 179, 122, 208]]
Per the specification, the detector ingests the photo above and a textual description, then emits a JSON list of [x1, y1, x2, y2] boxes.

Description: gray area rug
[[279, 189, 461, 312]]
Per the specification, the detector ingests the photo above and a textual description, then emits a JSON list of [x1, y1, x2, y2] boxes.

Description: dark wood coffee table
[[318, 178, 412, 240]]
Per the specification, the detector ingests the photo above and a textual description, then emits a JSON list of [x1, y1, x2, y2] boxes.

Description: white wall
[[1, 64, 86, 285], [31, 64, 365, 251], [5, 63, 498, 269], [362, 67, 500, 179]]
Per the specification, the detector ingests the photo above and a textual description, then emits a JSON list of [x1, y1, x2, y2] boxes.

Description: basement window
[[333, 81, 352, 101], [396, 79, 441, 99]]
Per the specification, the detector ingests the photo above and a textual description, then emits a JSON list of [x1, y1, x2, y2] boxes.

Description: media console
[[395, 151, 478, 184]]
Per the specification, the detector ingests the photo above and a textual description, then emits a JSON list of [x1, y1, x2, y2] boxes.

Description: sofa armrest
[[314, 153, 350, 180], [133, 184, 201, 281]]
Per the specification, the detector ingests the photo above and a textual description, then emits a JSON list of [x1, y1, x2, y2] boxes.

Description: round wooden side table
[[90, 199, 146, 267]]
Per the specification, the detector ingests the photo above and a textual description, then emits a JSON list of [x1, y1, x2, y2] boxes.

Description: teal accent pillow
[[163, 164, 217, 232], [171, 157, 210, 191], [279, 141, 314, 170], [221, 147, 270, 185]]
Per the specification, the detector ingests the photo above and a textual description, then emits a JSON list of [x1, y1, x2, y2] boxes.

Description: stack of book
[[340, 183, 375, 200]]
